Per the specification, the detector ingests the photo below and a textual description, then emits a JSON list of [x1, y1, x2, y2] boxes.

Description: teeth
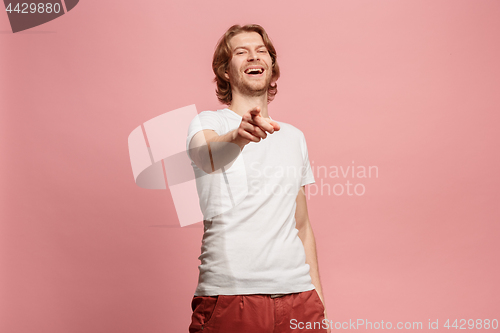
[[245, 68, 263, 74]]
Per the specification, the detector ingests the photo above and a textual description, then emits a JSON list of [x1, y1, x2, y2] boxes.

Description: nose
[[248, 50, 259, 61]]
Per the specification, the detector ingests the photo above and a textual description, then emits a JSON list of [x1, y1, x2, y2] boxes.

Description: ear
[[224, 70, 230, 80]]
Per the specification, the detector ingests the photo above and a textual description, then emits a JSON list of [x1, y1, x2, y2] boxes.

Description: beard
[[229, 69, 272, 98]]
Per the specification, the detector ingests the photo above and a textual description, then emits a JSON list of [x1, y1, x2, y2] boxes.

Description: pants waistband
[[194, 293, 291, 298]]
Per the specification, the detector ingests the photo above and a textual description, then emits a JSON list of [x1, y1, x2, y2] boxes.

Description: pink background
[[1, 0, 499, 332]]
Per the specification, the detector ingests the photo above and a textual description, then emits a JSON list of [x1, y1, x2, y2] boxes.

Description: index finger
[[252, 114, 276, 133]]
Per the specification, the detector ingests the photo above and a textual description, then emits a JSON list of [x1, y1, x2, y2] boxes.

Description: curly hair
[[212, 24, 280, 105]]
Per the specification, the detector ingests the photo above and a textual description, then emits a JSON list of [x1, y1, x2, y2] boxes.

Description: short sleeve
[[186, 111, 225, 161], [300, 133, 315, 187]]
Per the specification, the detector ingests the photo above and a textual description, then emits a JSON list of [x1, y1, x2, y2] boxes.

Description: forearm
[[297, 224, 326, 306], [192, 129, 246, 173], [190, 108, 278, 173], [208, 128, 246, 152]]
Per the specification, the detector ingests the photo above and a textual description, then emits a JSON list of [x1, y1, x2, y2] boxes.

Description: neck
[[227, 93, 270, 119]]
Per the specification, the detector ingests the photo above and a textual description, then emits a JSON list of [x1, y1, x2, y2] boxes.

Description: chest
[[242, 129, 303, 185]]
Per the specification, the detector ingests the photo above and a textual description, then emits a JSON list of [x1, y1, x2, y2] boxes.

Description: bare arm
[[188, 128, 245, 174], [295, 185, 330, 329]]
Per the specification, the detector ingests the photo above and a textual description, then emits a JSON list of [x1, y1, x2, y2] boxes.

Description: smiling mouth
[[244, 68, 264, 75]]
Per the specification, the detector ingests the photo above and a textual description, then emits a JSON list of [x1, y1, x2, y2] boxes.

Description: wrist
[[231, 129, 246, 150]]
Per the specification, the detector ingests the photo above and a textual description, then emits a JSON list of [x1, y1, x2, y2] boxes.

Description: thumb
[[249, 107, 261, 118]]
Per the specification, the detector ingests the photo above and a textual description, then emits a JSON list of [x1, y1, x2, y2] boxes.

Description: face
[[225, 31, 274, 98]]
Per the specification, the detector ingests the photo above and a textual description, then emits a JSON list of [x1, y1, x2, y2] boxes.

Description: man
[[186, 24, 329, 333]]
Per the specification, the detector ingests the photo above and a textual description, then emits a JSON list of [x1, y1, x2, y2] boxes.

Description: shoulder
[[193, 109, 236, 122], [195, 110, 222, 119], [187, 109, 238, 139], [187, 110, 225, 135], [273, 121, 310, 156], [188, 110, 225, 127], [274, 121, 306, 139]]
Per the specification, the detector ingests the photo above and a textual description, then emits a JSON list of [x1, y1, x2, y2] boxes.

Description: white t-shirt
[[186, 108, 316, 296]]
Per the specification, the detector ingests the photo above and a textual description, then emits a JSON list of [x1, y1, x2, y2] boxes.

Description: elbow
[[191, 145, 214, 174]]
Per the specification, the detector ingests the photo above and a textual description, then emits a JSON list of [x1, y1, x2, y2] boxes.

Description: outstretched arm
[[188, 106, 280, 174]]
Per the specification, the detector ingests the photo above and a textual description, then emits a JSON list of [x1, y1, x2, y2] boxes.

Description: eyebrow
[[233, 45, 267, 52]]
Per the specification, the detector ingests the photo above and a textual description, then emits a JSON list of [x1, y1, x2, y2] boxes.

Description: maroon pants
[[189, 289, 327, 333]]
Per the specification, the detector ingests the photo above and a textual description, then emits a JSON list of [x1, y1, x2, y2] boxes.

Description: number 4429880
[[444, 319, 498, 330], [5, 3, 62, 14]]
